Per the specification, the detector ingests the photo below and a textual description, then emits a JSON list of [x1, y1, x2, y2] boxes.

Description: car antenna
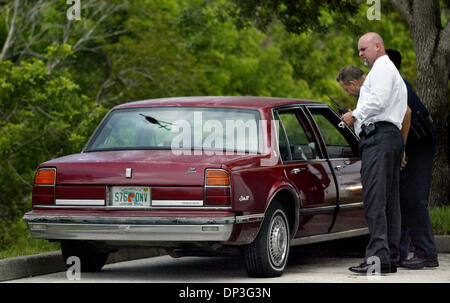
[[326, 94, 348, 115]]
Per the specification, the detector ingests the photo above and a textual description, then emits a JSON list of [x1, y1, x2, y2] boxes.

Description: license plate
[[110, 186, 151, 207]]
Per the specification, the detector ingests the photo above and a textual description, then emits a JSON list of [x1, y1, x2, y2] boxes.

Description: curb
[[0, 247, 166, 282], [435, 235, 450, 253]]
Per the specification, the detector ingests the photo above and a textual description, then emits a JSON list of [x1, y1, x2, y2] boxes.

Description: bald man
[[342, 32, 407, 274]]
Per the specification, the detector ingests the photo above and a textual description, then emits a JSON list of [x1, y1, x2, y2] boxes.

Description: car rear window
[[85, 107, 263, 154]]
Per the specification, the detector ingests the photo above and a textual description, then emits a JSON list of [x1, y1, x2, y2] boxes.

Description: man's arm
[[400, 106, 411, 167], [400, 106, 411, 144]]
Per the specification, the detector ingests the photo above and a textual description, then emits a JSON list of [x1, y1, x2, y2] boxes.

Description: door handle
[[334, 165, 345, 171]]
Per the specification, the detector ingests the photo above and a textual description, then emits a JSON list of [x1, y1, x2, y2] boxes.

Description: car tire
[[244, 200, 290, 278], [61, 241, 109, 272]]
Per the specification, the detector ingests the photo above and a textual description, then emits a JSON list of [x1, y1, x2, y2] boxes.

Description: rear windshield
[[85, 107, 263, 154]]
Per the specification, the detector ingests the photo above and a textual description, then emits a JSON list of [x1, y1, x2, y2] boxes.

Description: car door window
[[308, 107, 359, 158], [277, 111, 320, 161]]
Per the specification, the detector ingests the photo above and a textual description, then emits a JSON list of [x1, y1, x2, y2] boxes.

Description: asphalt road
[[5, 237, 450, 283]]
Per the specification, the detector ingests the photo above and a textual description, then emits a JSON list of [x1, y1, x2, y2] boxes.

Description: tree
[[233, 0, 449, 206], [0, 0, 127, 227], [0, 53, 106, 224], [99, 0, 315, 104], [0, 0, 128, 101], [388, 0, 449, 207]]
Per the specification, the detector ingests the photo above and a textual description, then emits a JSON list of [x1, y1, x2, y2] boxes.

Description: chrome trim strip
[[151, 200, 203, 206], [23, 214, 236, 225], [339, 202, 364, 210], [204, 185, 232, 188], [27, 223, 234, 242], [150, 206, 232, 210], [291, 227, 369, 246], [32, 204, 232, 210], [235, 214, 265, 224], [300, 205, 337, 215], [55, 199, 105, 206]]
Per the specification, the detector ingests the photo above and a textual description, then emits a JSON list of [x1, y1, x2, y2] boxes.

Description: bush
[[0, 217, 59, 259], [430, 206, 450, 236]]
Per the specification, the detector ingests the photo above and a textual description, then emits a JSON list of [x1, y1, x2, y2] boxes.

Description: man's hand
[[401, 151, 407, 168], [341, 110, 356, 127]]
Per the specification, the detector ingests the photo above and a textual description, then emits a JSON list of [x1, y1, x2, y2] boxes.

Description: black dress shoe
[[396, 259, 407, 268], [349, 262, 396, 274], [402, 257, 439, 269]]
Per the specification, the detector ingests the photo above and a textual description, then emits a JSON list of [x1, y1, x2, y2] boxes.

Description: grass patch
[[430, 206, 450, 235], [0, 218, 59, 259]]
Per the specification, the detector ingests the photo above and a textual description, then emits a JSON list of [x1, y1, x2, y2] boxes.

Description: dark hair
[[386, 49, 402, 70], [336, 65, 365, 85]]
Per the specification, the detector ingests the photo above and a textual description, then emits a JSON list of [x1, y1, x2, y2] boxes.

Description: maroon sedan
[[24, 96, 366, 277]]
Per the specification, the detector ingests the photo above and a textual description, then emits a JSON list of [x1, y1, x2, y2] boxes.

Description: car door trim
[[291, 227, 369, 246], [338, 202, 364, 210], [300, 205, 337, 215]]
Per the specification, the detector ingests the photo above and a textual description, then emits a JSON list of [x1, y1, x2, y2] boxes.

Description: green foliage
[[430, 206, 450, 235], [98, 0, 309, 104], [0, 54, 106, 226], [0, 217, 59, 259], [232, 0, 359, 34], [231, 1, 417, 110]]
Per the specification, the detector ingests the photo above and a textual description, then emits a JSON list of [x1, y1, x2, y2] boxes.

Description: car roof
[[114, 96, 322, 110]]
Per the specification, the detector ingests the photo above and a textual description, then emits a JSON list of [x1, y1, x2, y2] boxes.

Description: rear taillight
[[32, 168, 56, 205], [35, 168, 56, 185], [205, 169, 231, 206], [205, 170, 230, 186]]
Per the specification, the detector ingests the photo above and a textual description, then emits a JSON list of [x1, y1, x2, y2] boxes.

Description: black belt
[[374, 121, 396, 128], [359, 121, 396, 139]]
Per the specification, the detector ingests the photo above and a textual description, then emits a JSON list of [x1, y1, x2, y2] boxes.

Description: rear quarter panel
[[224, 108, 299, 244]]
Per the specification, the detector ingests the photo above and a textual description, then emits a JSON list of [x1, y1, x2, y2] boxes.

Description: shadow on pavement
[[288, 235, 368, 265]]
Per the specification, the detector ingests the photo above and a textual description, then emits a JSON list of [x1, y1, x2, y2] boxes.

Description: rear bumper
[[23, 214, 236, 242]]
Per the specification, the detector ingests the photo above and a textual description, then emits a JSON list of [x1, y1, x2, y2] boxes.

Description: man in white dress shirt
[[341, 32, 407, 274]]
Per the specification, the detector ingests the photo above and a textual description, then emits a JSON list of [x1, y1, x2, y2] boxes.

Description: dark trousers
[[399, 136, 437, 260], [359, 123, 404, 265]]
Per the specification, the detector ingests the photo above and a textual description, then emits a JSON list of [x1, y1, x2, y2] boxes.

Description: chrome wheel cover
[[268, 212, 288, 268]]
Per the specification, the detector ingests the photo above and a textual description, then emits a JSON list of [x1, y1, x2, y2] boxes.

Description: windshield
[[85, 107, 263, 154]]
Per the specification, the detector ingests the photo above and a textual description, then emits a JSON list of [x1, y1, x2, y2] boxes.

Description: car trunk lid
[[42, 150, 250, 186]]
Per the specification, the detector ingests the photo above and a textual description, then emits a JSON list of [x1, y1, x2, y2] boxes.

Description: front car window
[[85, 107, 262, 154], [277, 110, 320, 161], [308, 107, 359, 158]]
